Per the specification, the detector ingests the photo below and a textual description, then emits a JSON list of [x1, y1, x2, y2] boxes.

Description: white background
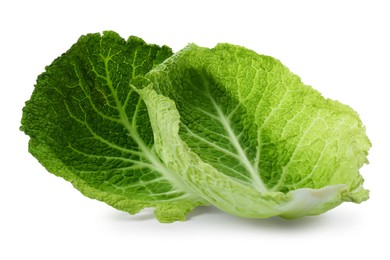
[[1, 0, 389, 259]]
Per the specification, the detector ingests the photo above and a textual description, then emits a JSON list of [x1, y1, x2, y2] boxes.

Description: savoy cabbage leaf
[[140, 43, 370, 218], [21, 31, 370, 222], [21, 31, 207, 222]]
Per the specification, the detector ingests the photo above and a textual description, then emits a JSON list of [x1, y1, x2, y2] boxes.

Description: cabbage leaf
[[140, 43, 370, 218], [21, 32, 207, 222], [21, 32, 370, 222]]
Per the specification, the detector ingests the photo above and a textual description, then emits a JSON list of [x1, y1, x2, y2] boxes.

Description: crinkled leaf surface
[[22, 32, 370, 222], [21, 32, 207, 222], [141, 43, 371, 218]]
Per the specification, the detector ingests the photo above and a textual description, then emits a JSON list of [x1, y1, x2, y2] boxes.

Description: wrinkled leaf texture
[[21, 31, 371, 222]]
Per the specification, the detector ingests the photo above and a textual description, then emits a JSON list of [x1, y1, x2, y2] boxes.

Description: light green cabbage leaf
[[139, 43, 370, 218]]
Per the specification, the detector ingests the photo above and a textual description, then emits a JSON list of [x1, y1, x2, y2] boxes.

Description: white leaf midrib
[[203, 88, 268, 193], [100, 53, 195, 195]]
